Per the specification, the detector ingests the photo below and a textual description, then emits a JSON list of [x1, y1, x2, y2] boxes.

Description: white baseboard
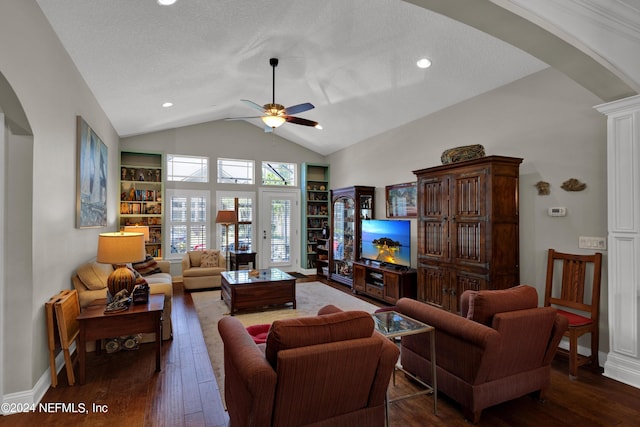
[[603, 352, 640, 389], [2, 345, 71, 415]]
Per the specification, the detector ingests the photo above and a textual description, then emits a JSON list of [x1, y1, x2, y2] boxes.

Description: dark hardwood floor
[[6, 276, 640, 426]]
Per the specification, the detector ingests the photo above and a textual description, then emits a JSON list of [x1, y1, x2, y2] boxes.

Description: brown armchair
[[396, 285, 568, 423], [218, 307, 399, 427]]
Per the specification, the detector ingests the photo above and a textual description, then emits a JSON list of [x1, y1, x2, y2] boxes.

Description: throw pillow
[[127, 266, 148, 288], [76, 262, 112, 290], [132, 255, 162, 276], [200, 250, 219, 268]]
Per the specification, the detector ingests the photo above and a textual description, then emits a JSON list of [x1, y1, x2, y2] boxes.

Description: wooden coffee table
[[76, 294, 164, 384], [221, 268, 296, 315]]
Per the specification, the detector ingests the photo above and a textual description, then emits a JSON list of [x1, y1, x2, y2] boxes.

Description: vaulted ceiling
[[35, 0, 639, 155]]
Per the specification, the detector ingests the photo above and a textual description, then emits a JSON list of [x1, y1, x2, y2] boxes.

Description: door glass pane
[[270, 199, 291, 263]]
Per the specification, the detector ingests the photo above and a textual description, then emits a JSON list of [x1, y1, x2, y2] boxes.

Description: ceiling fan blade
[[286, 116, 320, 128], [284, 102, 315, 115], [241, 99, 266, 112]]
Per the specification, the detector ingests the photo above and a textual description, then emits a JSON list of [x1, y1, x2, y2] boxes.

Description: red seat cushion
[[246, 323, 271, 344], [557, 309, 593, 327]]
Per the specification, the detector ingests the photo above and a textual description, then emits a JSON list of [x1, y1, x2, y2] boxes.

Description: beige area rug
[[191, 281, 380, 406]]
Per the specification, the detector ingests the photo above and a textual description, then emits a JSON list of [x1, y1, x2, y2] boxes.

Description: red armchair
[[218, 306, 399, 427], [396, 285, 568, 423]]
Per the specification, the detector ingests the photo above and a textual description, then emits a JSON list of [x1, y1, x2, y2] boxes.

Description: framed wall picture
[[386, 182, 417, 218], [76, 116, 107, 228]]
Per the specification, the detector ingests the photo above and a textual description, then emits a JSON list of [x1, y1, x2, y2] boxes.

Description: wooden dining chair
[[53, 290, 81, 385], [544, 249, 603, 378]]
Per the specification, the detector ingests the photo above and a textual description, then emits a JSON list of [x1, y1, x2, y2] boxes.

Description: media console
[[352, 260, 417, 304]]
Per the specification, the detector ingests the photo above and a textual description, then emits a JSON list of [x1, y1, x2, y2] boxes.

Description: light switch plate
[[578, 236, 606, 250]]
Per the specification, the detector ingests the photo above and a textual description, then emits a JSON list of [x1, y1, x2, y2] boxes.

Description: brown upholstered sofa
[[218, 305, 399, 427], [181, 250, 226, 290], [396, 285, 568, 423]]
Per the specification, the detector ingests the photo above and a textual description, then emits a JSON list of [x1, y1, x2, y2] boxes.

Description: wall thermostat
[[548, 207, 567, 217]]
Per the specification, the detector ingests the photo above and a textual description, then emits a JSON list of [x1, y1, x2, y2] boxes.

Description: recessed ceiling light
[[162, 102, 173, 108], [157, 0, 177, 5], [417, 58, 432, 69]]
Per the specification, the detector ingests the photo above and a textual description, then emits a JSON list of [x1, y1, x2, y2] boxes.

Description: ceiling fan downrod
[[270, 57, 278, 105]]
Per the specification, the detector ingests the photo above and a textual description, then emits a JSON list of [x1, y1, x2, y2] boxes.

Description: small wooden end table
[[229, 250, 257, 271], [371, 310, 437, 424], [221, 268, 296, 315], [76, 294, 164, 384]]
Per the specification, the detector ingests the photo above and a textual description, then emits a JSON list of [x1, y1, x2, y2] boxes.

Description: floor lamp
[[216, 210, 237, 271]]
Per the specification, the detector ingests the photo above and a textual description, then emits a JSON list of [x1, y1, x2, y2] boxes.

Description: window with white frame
[[166, 189, 210, 258], [262, 161, 296, 186], [216, 191, 255, 253], [166, 154, 209, 182], [217, 158, 254, 184]]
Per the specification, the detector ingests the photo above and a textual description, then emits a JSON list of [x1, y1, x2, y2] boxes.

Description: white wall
[[0, 0, 119, 401], [327, 67, 609, 352]]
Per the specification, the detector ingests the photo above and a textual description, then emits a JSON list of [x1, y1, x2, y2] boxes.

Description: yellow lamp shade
[[97, 232, 146, 296]]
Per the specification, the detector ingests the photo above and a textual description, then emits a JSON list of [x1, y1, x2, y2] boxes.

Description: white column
[[596, 94, 640, 388]]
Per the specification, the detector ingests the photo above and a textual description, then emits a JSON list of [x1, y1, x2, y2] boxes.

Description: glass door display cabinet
[[330, 186, 375, 287]]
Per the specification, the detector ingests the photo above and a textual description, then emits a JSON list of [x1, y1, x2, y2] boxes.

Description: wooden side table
[[229, 250, 257, 271], [76, 294, 164, 384]]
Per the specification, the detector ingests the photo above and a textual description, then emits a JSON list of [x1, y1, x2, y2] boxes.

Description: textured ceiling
[[36, 0, 548, 155]]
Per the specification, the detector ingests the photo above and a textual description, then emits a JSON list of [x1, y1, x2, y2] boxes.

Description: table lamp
[[97, 232, 146, 297], [216, 210, 237, 270]]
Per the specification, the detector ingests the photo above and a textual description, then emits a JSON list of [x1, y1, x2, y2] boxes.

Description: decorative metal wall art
[[535, 181, 550, 195], [561, 178, 586, 192]]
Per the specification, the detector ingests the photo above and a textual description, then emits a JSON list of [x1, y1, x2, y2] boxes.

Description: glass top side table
[[371, 310, 437, 419]]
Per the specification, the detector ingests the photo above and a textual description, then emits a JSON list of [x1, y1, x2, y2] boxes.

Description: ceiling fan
[[226, 58, 322, 133]]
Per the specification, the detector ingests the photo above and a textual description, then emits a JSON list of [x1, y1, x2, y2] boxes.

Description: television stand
[[352, 260, 417, 304]]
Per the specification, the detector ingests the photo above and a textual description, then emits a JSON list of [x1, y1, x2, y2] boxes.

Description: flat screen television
[[361, 219, 411, 268]]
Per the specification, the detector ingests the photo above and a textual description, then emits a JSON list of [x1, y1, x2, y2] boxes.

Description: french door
[[259, 189, 299, 270]]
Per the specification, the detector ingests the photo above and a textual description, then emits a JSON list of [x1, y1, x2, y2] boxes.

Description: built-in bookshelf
[[301, 163, 330, 274], [119, 151, 164, 258]]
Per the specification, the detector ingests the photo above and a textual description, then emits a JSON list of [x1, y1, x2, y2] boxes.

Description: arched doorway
[[0, 71, 33, 404]]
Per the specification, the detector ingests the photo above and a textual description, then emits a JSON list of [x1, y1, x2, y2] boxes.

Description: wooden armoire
[[413, 156, 522, 313]]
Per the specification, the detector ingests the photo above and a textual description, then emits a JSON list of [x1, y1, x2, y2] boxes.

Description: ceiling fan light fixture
[[262, 115, 286, 128], [315, 124, 323, 130], [157, 0, 177, 5], [417, 58, 432, 69]]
